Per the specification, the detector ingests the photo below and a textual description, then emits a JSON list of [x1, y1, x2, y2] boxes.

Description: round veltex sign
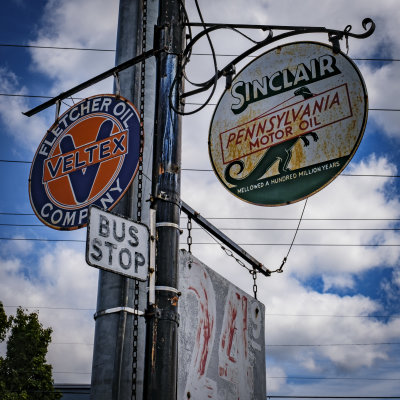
[[29, 94, 141, 230], [209, 41, 368, 206]]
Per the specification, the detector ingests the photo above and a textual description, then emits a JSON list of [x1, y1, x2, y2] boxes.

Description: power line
[[2, 159, 400, 179], [3, 305, 94, 311], [2, 43, 399, 65], [267, 342, 400, 347], [184, 101, 400, 111], [181, 216, 400, 221], [52, 342, 94, 346], [1, 92, 399, 112], [267, 394, 400, 400], [268, 376, 400, 381], [0, 93, 84, 100], [3, 305, 398, 319], [2, 211, 399, 221], [1, 237, 399, 247], [265, 313, 400, 318], [0, 43, 115, 52], [0, 237, 84, 243], [53, 371, 91, 375], [0, 212, 35, 215], [182, 168, 400, 178], [190, 53, 400, 63], [192, 242, 399, 247], [3, 222, 400, 231]]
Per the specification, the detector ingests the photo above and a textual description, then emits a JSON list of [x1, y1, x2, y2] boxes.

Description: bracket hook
[[55, 99, 61, 121], [114, 71, 121, 97], [222, 64, 236, 90], [328, 32, 343, 54]]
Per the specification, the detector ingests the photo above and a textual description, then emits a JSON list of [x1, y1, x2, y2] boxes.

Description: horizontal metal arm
[[181, 200, 271, 277], [23, 48, 162, 117]]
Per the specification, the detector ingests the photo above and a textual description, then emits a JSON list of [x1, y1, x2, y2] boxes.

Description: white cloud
[[28, 0, 118, 96], [361, 62, 400, 137], [0, 67, 49, 153], [260, 273, 400, 371], [266, 365, 286, 392], [322, 273, 355, 291], [0, 244, 97, 384]]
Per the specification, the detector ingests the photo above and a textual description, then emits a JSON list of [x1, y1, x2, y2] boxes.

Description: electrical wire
[[3, 305, 398, 319], [4, 43, 400, 64], [1, 92, 400, 111], [1, 159, 400, 179], [0, 43, 115, 52], [2, 211, 399, 221], [3, 223, 400, 231], [267, 397, 400, 399], [268, 376, 400, 381]]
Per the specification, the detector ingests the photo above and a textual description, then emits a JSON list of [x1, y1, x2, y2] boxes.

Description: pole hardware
[[154, 285, 181, 295], [55, 99, 61, 121], [151, 191, 182, 208], [93, 306, 145, 320], [170, 18, 375, 115], [181, 200, 271, 277], [222, 64, 236, 90], [113, 71, 121, 97], [156, 222, 183, 233], [144, 307, 180, 325]]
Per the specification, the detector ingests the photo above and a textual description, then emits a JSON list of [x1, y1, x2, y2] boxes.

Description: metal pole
[[144, 0, 184, 398], [90, 0, 158, 398]]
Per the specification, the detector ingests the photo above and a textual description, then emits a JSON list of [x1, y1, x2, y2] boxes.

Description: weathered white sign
[[86, 206, 149, 281], [209, 41, 368, 206], [178, 250, 266, 400]]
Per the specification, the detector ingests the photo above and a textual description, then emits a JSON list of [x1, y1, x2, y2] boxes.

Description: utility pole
[[90, 0, 157, 399], [144, 0, 185, 398]]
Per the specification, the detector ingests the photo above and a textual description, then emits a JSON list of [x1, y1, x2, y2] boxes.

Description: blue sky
[[1, 0, 400, 398]]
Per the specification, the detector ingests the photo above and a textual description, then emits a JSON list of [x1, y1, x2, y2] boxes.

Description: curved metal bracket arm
[[180, 18, 375, 100], [23, 48, 162, 117]]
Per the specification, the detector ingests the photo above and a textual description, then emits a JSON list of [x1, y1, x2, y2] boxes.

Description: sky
[[0, 0, 400, 398]]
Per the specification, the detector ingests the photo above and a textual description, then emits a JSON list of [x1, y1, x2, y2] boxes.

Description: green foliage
[[0, 303, 61, 400]]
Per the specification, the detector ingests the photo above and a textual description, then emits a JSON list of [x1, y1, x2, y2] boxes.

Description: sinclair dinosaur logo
[[29, 94, 141, 230], [209, 42, 368, 206]]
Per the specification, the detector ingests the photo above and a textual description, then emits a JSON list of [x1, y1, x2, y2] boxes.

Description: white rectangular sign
[[178, 250, 266, 400], [86, 206, 149, 281]]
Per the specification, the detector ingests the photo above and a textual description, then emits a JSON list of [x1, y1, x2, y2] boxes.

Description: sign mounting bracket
[[181, 200, 271, 277], [173, 18, 375, 114]]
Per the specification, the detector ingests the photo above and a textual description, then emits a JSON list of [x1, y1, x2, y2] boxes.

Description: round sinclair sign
[[29, 94, 141, 230], [209, 41, 368, 206]]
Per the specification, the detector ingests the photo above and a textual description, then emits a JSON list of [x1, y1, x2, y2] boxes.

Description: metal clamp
[[155, 285, 180, 295], [156, 222, 183, 233], [145, 306, 180, 325], [93, 306, 145, 320], [154, 192, 182, 208]]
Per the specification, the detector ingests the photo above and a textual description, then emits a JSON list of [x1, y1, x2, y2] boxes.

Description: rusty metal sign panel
[[178, 250, 266, 400], [209, 41, 368, 206]]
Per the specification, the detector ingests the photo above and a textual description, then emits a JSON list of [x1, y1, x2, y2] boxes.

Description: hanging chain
[[187, 217, 193, 253], [251, 269, 258, 299], [136, 0, 147, 225], [131, 279, 140, 399], [220, 245, 258, 298], [131, 1, 147, 398]]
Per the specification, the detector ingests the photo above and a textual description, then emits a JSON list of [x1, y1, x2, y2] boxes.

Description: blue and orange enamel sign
[[29, 94, 141, 230]]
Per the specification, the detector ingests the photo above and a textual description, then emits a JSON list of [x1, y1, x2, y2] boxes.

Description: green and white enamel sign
[[208, 41, 368, 206]]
